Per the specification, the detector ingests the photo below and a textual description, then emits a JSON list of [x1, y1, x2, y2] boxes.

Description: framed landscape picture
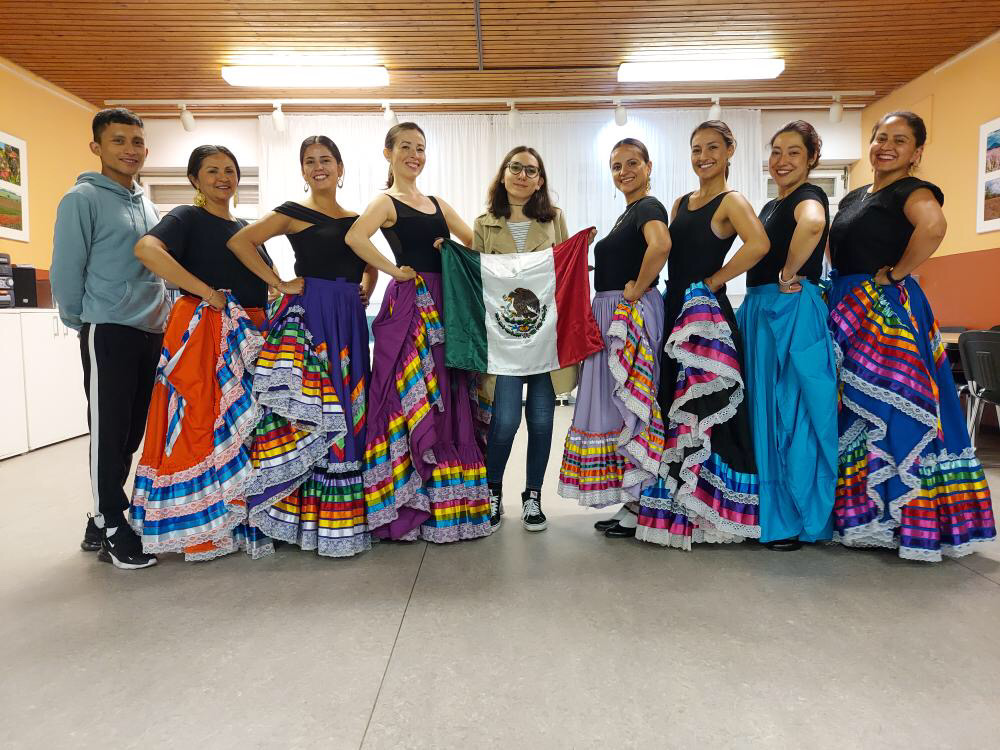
[[0, 130, 29, 242], [977, 115, 1000, 234]]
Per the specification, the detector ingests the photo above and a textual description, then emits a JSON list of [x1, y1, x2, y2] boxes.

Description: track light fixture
[[508, 101, 520, 129], [271, 103, 286, 133], [179, 104, 195, 132], [829, 94, 844, 123], [614, 101, 627, 126], [708, 97, 722, 120]]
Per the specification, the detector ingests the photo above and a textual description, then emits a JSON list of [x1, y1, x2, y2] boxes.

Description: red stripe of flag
[[552, 228, 604, 367]]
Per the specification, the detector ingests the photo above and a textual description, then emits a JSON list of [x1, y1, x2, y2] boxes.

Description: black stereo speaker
[[12, 265, 38, 308]]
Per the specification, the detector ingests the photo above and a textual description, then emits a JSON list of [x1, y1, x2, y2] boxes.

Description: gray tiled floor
[[2, 410, 999, 749]]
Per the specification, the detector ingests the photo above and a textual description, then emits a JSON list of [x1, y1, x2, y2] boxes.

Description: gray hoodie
[[50, 172, 169, 333]]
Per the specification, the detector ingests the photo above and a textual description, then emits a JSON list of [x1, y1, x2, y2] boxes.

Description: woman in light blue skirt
[[737, 120, 837, 550]]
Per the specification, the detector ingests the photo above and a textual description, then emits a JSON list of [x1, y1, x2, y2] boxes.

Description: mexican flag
[[440, 228, 604, 375]]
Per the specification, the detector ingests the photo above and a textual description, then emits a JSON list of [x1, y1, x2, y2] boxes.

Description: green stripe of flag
[[440, 241, 488, 371]]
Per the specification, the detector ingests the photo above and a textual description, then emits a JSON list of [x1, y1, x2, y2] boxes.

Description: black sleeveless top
[[748, 183, 829, 287], [381, 195, 448, 273], [274, 202, 366, 283], [667, 191, 738, 289], [830, 177, 944, 276]]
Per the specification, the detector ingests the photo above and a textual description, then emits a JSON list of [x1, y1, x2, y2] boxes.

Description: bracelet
[[777, 269, 795, 286], [886, 267, 902, 284]]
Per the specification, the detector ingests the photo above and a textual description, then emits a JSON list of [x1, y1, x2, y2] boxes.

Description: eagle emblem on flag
[[495, 287, 547, 338]]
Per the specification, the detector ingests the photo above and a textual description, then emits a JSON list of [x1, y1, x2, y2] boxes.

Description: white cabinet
[[18, 311, 89, 450], [0, 314, 29, 459]]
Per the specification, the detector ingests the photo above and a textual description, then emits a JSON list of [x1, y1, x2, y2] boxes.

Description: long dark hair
[[691, 120, 736, 177], [299, 135, 343, 166], [770, 120, 822, 170], [186, 145, 240, 188], [486, 146, 557, 222], [384, 122, 426, 188]]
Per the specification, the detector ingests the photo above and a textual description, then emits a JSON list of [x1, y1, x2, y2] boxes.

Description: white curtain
[[258, 108, 764, 302]]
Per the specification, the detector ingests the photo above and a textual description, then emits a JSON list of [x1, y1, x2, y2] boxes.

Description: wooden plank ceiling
[[1, 0, 998, 114]]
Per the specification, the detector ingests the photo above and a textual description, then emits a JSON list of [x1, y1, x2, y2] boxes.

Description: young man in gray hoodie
[[50, 108, 169, 570]]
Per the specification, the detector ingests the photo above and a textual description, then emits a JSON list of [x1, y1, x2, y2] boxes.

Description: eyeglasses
[[506, 162, 540, 178]]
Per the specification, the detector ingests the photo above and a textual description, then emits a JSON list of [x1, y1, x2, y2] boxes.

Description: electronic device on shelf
[[0, 253, 13, 309], [12, 265, 38, 308]]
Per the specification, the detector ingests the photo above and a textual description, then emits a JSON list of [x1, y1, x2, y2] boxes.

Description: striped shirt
[[508, 220, 531, 252]]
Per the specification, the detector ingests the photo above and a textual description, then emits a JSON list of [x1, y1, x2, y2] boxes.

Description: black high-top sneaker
[[521, 489, 547, 532], [98, 524, 157, 570], [488, 483, 504, 529], [81, 515, 102, 552]]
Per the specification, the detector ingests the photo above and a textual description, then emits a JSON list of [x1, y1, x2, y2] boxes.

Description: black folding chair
[[958, 330, 1000, 449], [941, 326, 970, 417]]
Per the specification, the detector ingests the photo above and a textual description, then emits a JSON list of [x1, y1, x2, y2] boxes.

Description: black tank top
[[274, 202, 366, 283], [380, 195, 448, 273], [667, 191, 737, 289]]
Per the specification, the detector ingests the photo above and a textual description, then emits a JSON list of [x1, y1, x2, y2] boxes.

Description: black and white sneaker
[[98, 525, 157, 570], [81, 515, 102, 552], [521, 489, 547, 532], [488, 485, 504, 530]]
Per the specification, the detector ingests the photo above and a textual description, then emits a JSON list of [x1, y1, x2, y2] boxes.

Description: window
[[138, 167, 260, 221], [137, 168, 261, 299]]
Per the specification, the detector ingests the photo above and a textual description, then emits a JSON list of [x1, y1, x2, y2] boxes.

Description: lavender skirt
[[557, 288, 665, 508]]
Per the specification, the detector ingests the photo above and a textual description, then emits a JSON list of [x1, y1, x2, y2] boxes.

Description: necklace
[[761, 195, 786, 226], [762, 182, 805, 224], [611, 195, 647, 232]]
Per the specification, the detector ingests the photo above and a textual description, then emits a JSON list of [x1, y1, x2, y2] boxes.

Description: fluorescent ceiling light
[[618, 58, 784, 82], [229, 53, 381, 66], [221, 65, 389, 88]]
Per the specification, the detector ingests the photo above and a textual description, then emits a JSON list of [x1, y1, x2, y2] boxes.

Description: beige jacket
[[471, 208, 578, 397]]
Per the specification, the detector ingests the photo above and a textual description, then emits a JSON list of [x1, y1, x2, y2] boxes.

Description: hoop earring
[[303, 183, 309, 193], [193, 190, 206, 208], [338, 177, 344, 189]]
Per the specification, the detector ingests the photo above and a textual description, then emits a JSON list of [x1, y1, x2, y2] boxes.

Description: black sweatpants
[[79, 323, 163, 528]]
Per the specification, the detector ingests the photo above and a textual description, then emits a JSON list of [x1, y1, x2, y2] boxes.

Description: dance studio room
[[1, 2, 999, 747]]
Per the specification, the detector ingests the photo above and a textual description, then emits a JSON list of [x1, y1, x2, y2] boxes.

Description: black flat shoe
[[593, 517, 619, 532], [603, 522, 636, 538], [764, 538, 803, 551]]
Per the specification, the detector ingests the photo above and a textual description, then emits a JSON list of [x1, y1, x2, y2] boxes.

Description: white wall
[[142, 117, 260, 169], [760, 109, 861, 165]]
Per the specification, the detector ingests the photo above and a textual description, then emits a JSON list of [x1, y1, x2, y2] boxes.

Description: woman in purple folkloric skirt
[[346, 121, 493, 543]]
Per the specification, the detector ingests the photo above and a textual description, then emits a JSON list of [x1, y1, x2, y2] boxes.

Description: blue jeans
[[486, 373, 556, 490]]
